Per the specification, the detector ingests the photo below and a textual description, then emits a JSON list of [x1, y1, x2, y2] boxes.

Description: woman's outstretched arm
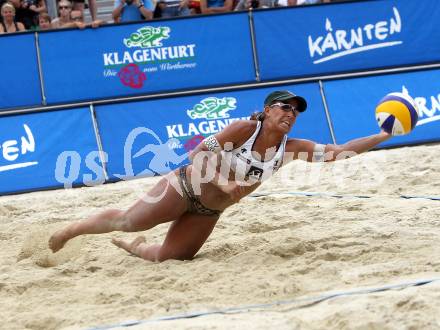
[[285, 130, 392, 163]]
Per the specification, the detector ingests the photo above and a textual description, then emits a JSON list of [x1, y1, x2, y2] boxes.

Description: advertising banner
[[38, 14, 256, 105], [95, 83, 331, 180], [254, 0, 440, 80], [0, 108, 104, 195], [0, 33, 42, 110], [323, 69, 440, 147]]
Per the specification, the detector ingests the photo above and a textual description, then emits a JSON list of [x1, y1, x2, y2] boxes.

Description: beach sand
[[1, 144, 440, 330]]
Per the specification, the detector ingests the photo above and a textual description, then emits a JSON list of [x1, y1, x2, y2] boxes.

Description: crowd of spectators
[[0, 0, 351, 33]]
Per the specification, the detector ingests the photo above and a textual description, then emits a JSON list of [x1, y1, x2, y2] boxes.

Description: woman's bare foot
[[111, 236, 146, 255], [49, 229, 70, 253]]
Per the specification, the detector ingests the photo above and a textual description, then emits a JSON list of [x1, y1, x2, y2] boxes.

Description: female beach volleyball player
[[49, 90, 391, 262]]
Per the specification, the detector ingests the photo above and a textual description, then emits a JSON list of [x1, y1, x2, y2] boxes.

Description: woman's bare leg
[[111, 212, 218, 261], [49, 173, 186, 252]]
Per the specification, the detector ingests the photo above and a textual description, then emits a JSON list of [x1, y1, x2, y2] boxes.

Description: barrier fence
[[2, 0, 440, 109], [0, 107, 104, 194], [323, 68, 440, 147], [0, 0, 439, 194], [38, 13, 256, 105], [253, 0, 440, 80], [95, 82, 331, 181], [0, 33, 41, 110]]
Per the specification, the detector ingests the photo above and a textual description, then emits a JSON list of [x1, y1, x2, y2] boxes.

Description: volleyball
[[375, 92, 419, 136]]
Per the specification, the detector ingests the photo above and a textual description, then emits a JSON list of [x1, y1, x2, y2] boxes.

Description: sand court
[[1, 144, 440, 330]]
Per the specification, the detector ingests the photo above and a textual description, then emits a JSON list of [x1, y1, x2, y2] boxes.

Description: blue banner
[[254, 0, 440, 80], [0, 33, 42, 110], [95, 83, 331, 180], [323, 69, 440, 147], [38, 14, 256, 105], [0, 108, 104, 195]]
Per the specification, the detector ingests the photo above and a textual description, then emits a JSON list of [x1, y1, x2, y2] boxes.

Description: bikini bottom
[[178, 165, 222, 217]]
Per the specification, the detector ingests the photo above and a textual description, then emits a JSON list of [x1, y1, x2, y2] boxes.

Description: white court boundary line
[[247, 191, 440, 201], [85, 277, 440, 330]]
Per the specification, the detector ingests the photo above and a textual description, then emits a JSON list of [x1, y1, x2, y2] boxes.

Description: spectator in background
[[112, 0, 155, 23], [71, 0, 97, 22], [0, 2, 26, 32], [234, 0, 277, 11], [7, 0, 43, 30], [288, 0, 330, 5], [37, 12, 51, 29], [199, 0, 232, 14], [188, 0, 200, 14], [19, 0, 46, 29], [51, 0, 73, 28], [67, 9, 103, 28], [156, 0, 190, 18]]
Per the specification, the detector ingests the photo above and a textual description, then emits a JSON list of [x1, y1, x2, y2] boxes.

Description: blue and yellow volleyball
[[375, 92, 419, 136]]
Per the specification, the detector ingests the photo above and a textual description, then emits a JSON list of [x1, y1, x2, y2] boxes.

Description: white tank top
[[221, 121, 287, 184]]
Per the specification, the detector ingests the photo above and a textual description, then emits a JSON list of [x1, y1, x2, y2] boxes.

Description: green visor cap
[[264, 90, 307, 112]]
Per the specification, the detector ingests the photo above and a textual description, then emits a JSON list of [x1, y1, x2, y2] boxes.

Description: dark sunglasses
[[270, 102, 299, 116], [72, 16, 83, 20], [59, 6, 70, 9]]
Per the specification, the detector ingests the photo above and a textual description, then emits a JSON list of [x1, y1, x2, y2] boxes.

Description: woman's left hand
[[380, 130, 392, 138], [218, 181, 246, 202]]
